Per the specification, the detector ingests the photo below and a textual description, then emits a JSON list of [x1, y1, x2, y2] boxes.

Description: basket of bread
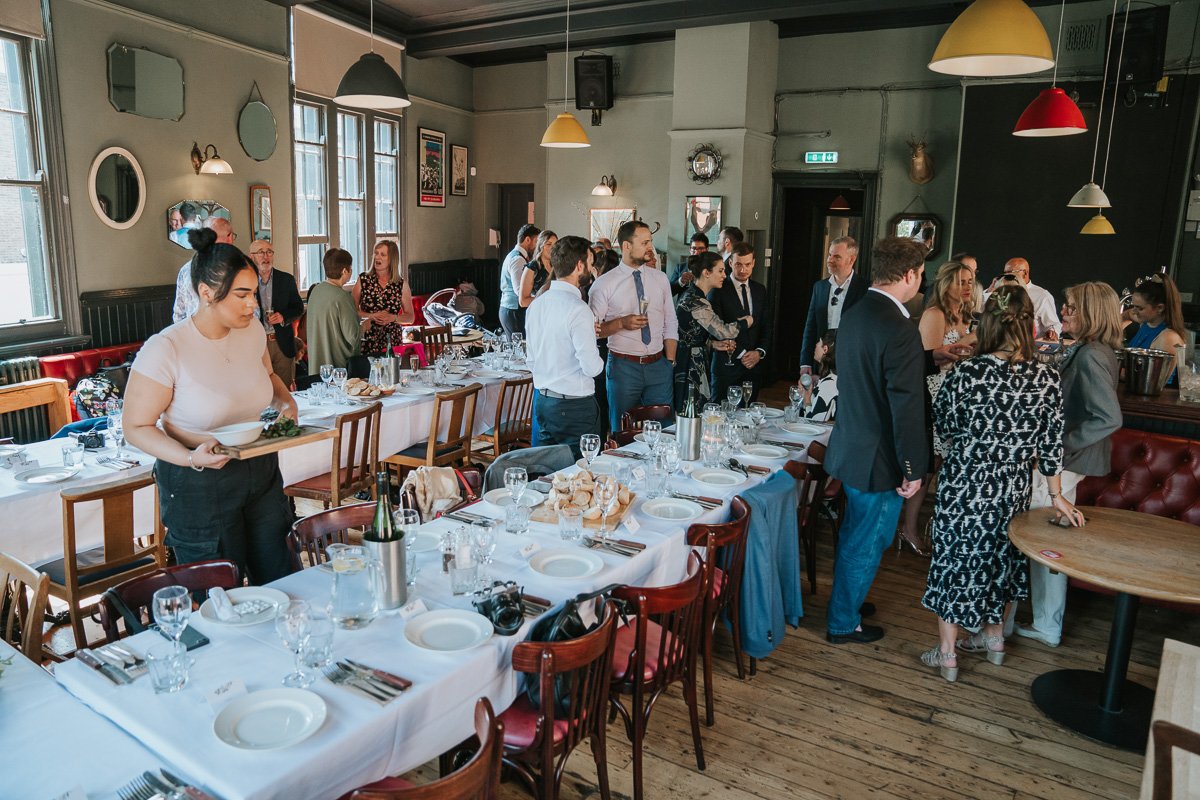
[[342, 377, 393, 398], [529, 469, 635, 529]]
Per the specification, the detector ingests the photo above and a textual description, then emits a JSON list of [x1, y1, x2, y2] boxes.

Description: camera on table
[[472, 580, 524, 636], [71, 430, 106, 450]]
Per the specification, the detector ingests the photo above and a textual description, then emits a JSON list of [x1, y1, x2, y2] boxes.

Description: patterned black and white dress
[[922, 355, 1064, 628]]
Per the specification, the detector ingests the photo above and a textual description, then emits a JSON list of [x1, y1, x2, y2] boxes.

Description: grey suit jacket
[[1059, 341, 1122, 476]]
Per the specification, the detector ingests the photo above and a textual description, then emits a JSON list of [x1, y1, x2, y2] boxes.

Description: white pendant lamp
[[929, 0, 1054, 77], [335, 0, 411, 110], [1078, 2, 1131, 234], [1068, 0, 1122, 209], [541, 0, 589, 148]]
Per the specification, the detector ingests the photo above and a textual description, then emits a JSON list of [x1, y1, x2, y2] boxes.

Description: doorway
[[768, 174, 877, 377], [497, 184, 535, 254]]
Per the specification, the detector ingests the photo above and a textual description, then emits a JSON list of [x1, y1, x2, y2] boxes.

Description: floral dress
[[358, 273, 405, 355], [673, 284, 744, 409], [921, 355, 1064, 628]]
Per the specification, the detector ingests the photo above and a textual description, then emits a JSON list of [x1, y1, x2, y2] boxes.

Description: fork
[[582, 539, 638, 558], [116, 773, 157, 800], [321, 663, 395, 703]]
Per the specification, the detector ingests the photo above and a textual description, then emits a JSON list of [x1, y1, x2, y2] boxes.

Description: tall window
[[292, 94, 401, 291], [0, 35, 54, 330]]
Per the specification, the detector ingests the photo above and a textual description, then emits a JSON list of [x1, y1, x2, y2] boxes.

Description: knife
[[142, 771, 177, 797], [160, 770, 218, 800], [605, 450, 647, 460], [672, 491, 722, 506], [344, 659, 413, 690], [77, 648, 132, 685]]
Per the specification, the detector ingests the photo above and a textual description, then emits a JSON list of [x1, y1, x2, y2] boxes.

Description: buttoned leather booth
[[38, 343, 142, 421], [1074, 427, 1200, 611]]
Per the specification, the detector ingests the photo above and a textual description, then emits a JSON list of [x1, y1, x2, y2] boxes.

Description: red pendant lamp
[[1013, 0, 1086, 136]]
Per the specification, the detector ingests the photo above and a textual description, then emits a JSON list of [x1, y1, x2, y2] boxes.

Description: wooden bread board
[[529, 493, 637, 530], [212, 425, 336, 459]]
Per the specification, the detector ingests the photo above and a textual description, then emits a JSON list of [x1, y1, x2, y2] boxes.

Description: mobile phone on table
[[151, 624, 211, 651], [1047, 515, 1084, 528]]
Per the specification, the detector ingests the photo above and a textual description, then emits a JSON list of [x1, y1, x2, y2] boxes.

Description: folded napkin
[[207, 587, 237, 621], [400, 466, 464, 522]]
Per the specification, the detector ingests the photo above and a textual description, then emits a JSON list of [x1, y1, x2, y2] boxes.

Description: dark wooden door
[[498, 184, 535, 254]]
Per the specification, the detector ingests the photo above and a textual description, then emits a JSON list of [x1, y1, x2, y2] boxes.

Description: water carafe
[[330, 545, 382, 629]]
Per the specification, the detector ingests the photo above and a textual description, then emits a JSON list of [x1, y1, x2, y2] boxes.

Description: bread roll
[[576, 469, 593, 482], [582, 506, 602, 520], [571, 489, 591, 507], [618, 486, 631, 505]]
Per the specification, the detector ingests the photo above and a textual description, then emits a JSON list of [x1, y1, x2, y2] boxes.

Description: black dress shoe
[[826, 624, 884, 644], [859, 602, 876, 618]]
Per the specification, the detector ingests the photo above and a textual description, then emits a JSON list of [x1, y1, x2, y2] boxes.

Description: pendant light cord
[[1089, 0, 1120, 183], [1099, 1, 1132, 189], [564, 0, 571, 106], [1051, 0, 1066, 86], [369, 0, 375, 53]]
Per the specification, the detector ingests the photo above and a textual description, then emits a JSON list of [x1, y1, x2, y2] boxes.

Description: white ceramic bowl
[[210, 421, 263, 446]]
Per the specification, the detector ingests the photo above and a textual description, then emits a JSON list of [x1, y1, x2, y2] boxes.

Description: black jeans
[[534, 393, 601, 460], [155, 453, 294, 585]]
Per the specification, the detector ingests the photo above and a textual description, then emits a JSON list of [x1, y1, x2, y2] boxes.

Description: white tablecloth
[[51, 424, 828, 800]]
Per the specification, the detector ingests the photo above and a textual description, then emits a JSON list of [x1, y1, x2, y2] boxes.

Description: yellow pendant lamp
[[1081, 212, 1115, 235], [929, 0, 1054, 77], [541, 0, 589, 148]]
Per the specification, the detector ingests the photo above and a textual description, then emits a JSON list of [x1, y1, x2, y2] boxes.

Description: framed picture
[[165, 199, 230, 250], [249, 184, 271, 242], [889, 212, 942, 261], [418, 127, 446, 208], [685, 196, 721, 244], [451, 144, 468, 196], [590, 208, 635, 245]]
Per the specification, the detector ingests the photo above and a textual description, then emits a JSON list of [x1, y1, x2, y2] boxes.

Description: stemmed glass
[[749, 401, 767, 427], [275, 600, 313, 688], [642, 420, 662, 451], [319, 364, 334, 396], [332, 367, 348, 396], [504, 467, 528, 506], [727, 384, 744, 410], [152, 585, 192, 644], [595, 476, 620, 542], [580, 434, 601, 467], [105, 398, 125, 459], [471, 519, 497, 589]]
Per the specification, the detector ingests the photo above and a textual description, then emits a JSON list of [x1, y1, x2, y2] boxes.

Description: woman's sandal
[[919, 647, 958, 682], [957, 631, 1005, 665]]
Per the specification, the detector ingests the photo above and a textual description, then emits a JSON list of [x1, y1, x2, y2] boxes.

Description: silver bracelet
[[187, 450, 204, 472]]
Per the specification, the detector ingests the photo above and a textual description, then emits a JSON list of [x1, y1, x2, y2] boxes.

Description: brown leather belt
[[610, 350, 663, 365]]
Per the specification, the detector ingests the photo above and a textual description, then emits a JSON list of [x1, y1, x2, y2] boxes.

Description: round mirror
[[88, 146, 145, 229], [238, 100, 277, 161], [686, 143, 722, 184]]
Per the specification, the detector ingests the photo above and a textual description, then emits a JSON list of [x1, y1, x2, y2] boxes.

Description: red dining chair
[[99, 559, 240, 642], [610, 552, 707, 800], [345, 697, 503, 799], [500, 600, 619, 800], [684, 496, 751, 726], [784, 443, 834, 595], [619, 404, 674, 432], [605, 429, 639, 450]]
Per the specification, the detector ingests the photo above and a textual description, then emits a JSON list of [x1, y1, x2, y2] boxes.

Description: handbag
[[524, 584, 627, 712]]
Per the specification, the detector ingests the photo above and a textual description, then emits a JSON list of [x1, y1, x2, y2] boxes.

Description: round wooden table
[[1009, 506, 1200, 750]]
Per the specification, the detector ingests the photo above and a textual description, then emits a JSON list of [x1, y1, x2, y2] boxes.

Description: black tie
[[740, 283, 750, 316]]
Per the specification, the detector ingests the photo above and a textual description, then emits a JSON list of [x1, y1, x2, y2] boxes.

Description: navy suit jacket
[[799, 270, 869, 368], [255, 269, 305, 359], [708, 278, 769, 359]]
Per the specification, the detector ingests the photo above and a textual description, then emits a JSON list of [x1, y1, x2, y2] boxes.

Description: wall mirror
[[107, 44, 184, 121], [166, 200, 230, 249], [239, 99, 277, 161], [889, 213, 942, 261], [250, 185, 272, 242], [88, 147, 145, 230]]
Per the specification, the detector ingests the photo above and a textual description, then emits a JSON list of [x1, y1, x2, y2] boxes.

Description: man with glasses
[[800, 236, 868, 375], [669, 233, 709, 296], [250, 239, 304, 389]]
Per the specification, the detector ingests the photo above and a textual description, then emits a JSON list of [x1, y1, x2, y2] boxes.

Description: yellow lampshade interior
[[929, 0, 1054, 76]]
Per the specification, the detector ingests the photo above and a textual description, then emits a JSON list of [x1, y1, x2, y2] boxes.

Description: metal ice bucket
[[1123, 348, 1176, 396]]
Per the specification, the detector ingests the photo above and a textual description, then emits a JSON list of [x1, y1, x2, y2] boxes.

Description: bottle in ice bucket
[[676, 381, 701, 461], [361, 471, 407, 611]]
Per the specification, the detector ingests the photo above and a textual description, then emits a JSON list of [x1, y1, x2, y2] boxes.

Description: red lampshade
[[1013, 87, 1087, 137]]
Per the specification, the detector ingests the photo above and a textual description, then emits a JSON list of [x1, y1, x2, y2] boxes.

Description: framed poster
[[418, 127, 446, 208], [451, 144, 468, 196], [589, 208, 635, 245], [685, 196, 721, 244]]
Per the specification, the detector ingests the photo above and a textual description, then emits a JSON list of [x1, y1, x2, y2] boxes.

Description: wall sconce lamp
[[190, 142, 233, 175], [591, 175, 616, 196]]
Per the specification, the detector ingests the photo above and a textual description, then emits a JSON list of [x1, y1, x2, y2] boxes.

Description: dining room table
[[1008, 506, 1200, 751], [47, 411, 829, 799]]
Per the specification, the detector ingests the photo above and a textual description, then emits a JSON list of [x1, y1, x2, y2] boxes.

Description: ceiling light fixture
[[541, 0, 589, 148], [929, 0, 1054, 77], [1079, 0, 1130, 234], [334, 0, 411, 110], [830, 194, 851, 212], [591, 175, 616, 196], [1013, 0, 1086, 136], [190, 142, 232, 175], [1068, 0, 1121, 209], [1080, 212, 1116, 235]]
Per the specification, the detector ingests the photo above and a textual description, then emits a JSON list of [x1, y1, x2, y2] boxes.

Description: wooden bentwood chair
[[99, 560, 240, 641], [610, 552, 708, 800], [418, 325, 454, 362], [500, 600, 619, 800], [471, 376, 534, 464], [684, 496, 752, 726], [1151, 719, 1200, 800], [0, 552, 50, 664], [384, 384, 481, 471], [619, 404, 674, 432], [784, 444, 835, 595], [285, 402, 382, 509]]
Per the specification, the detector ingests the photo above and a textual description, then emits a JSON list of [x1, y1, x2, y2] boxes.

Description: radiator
[[0, 357, 49, 443]]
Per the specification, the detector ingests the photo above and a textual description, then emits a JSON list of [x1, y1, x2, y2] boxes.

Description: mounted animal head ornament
[[907, 137, 934, 185]]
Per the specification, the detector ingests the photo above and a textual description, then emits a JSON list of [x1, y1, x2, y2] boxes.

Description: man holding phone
[[986, 257, 1061, 340]]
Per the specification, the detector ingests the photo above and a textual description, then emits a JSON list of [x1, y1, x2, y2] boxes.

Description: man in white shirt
[[800, 236, 869, 373], [589, 220, 679, 432], [172, 216, 236, 323], [526, 235, 604, 457], [499, 224, 539, 337], [988, 257, 1062, 339]]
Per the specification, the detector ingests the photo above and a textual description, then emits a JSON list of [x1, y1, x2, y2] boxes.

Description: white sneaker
[[1015, 625, 1060, 648]]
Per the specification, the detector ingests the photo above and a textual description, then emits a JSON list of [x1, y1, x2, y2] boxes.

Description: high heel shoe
[[895, 527, 931, 557], [957, 631, 1005, 665], [919, 647, 958, 682]]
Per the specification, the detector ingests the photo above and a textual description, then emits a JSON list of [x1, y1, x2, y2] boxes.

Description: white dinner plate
[[13, 466, 81, 484], [641, 497, 704, 522], [404, 609, 493, 652], [214, 689, 326, 751], [690, 468, 747, 487], [761, 407, 784, 419], [394, 386, 437, 397], [483, 488, 544, 508], [634, 432, 674, 445], [408, 529, 441, 554], [529, 548, 604, 580], [199, 587, 288, 626], [740, 443, 790, 460], [574, 458, 614, 475], [779, 421, 827, 436], [0, 444, 27, 458], [471, 369, 508, 379]]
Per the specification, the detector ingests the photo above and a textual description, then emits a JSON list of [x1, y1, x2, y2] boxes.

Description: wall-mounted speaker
[[1106, 6, 1169, 86], [574, 55, 614, 111]]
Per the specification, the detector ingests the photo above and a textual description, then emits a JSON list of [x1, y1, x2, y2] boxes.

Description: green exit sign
[[805, 151, 839, 164]]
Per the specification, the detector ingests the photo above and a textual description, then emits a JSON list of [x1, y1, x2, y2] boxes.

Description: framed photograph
[[889, 212, 942, 261], [685, 196, 721, 244], [417, 127, 446, 208], [590, 208, 635, 245], [451, 144, 468, 197]]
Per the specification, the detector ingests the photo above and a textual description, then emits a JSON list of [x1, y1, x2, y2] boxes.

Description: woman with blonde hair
[[519, 230, 557, 307], [920, 285, 1085, 682], [353, 240, 414, 356], [1017, 281, 1122, 648]]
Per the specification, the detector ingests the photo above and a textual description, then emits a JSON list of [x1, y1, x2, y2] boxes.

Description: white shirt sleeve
[[571, 306, 605, 378], [660, 276, 679, 342]]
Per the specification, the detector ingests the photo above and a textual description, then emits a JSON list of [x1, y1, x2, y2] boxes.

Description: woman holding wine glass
[[672, 251, 752, 410]]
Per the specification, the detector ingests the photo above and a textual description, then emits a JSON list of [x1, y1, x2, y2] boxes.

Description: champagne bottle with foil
[[677, 381, 701, 461], [366, 471, 399, 542], [363, 471, 407, 608]]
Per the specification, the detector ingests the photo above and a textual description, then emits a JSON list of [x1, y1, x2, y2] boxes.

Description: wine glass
[[504, 467, 528, 506], [152, 585, 191, 644], [471, 519, 497, 589], [642, 420, 662, 451], [723, 340, 737, 367], [320, 364, 334, 389], [741, 380, 755, 405], [749, 401, 767, 427], [580, 434, 601, 467], [595, 476, 620, 542], [727, 385, 743, 410], [788, 384, 803, 409], [105, 398, 125, 459], [332, 367, 348, 394], [275, 600, 313, 688]]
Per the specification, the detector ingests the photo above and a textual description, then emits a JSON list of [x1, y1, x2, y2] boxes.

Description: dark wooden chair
[[500, 600, 619, 800], [346, 697, 504, 799], [610, 552, 707, 800], [99, 559, 240, 642], [619, 404, 674, 432], [285, 401, 382, 509], [418, 325, 453, 362], [0, 551, 50, 664], [384, 384, 480, 470], [605, 429, 638, 449], [287, 503, 374, 570], [471, 376, 534, 464], [684, 496, 751, 726], [784, 442, 835, 595], [1151, 719, 1200, 800]]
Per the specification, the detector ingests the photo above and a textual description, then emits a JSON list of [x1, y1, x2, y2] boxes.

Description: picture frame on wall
[[451, 144, 468, 197], [685, 196, 721, 244], [418, 127, 446, 208], [590, 208, 636, 245]]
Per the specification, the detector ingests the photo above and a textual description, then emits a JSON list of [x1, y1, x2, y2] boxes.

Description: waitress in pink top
[[124, 228, 299, 584]]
